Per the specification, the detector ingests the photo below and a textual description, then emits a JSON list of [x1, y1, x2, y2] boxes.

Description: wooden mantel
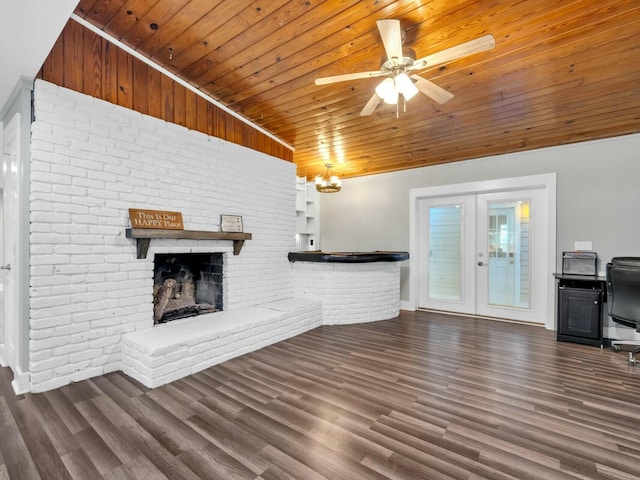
[[125, 228, 252, 259]]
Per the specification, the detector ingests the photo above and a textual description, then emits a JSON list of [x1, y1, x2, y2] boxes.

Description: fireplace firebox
[[153, 253, 223, 324]]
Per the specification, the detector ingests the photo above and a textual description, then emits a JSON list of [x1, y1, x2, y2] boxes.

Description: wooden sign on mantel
[[129, 208, 184, 230]]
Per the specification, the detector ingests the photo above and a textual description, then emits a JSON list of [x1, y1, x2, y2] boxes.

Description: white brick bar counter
[[289, 252, 409, 325]]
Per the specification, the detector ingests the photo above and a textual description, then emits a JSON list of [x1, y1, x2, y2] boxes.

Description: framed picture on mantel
[[220, 214, 243, 233]]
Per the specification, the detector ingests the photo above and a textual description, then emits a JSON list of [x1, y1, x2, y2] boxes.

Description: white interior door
[[418, 188, 547, 324], [0, 187, 3, 347], [0, 114, 19, 369]]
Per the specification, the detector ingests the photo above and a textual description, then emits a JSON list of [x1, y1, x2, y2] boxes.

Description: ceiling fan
[[314, 19, 495, 116]]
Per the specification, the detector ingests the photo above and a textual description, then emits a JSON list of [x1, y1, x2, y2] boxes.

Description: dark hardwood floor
[[1, 310, 640, 479]]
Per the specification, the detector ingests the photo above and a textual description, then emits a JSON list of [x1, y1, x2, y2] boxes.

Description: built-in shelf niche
[[295, 176, 319, 251]]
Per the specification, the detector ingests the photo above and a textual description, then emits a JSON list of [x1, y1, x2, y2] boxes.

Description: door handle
[[0, 264, 10, 271], [477, 261, 484, 266]]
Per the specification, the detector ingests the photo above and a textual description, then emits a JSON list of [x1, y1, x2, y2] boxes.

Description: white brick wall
[[121, 298, 322, 388], [29, 80, 297, 392], [291, 262, 401, 324]]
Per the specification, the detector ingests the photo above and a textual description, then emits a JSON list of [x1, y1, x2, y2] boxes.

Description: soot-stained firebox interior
[[153, 253, 223, 324]]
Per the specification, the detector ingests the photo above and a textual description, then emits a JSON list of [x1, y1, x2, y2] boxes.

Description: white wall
[[320, 133, 640, 336], [0, 0, 79, 110], [28, 80, 297, 392]]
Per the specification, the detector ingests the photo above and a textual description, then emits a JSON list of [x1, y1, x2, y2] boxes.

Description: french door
[[418, 195, 476, 314], [418, 188, 547, 323]]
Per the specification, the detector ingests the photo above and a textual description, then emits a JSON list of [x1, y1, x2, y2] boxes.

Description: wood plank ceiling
[[73, 0, 640, 180]]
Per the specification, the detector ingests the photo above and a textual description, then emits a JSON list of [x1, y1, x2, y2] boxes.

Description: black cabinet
[[554, 274, 606, 346]]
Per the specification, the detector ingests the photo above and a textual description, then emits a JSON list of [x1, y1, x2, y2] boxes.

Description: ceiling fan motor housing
[[380, 48, 416, 75]]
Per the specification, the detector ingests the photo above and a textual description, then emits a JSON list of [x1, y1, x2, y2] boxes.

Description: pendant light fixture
[[315, 163, 342, 193]]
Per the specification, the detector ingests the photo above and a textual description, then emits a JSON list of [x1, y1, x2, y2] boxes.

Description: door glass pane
[[487, 200, 531, 308], [429, 205, 462, 301]]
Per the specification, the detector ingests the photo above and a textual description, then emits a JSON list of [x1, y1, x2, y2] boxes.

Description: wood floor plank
[[133, 394, 209, 456], [1, 310, 640, 479], [362, 420, 482, 480], [0, 397, 15, 428], [278, 391, 372, 429], [178, 443, 257, 480], [361, 450, 460, 480], [42, 389, 91, 435], [305, 419, 394, 464], [75, 398, 142, 464], [0, 423, 42, 480], [145, 385, 198, 421], [60, 448, 103, 480], [118, 456, 168, 480], [257, 445, 330, 480], [186, 405, 270, 475], [29, 393, 80, 457], [104, 372, 149, 398], [595, 463, 640, 480], [13, 396, 72, 480], [60, 380, 102, 404], [257, 464, 301, 480], [74, 427, 123, 475], [117, 422, 200, 480]]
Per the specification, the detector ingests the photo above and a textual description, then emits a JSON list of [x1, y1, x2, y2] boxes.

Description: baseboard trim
[[416, 308, 546, 328], [400, 300, 414, 311], [10, 367, 30, 395]]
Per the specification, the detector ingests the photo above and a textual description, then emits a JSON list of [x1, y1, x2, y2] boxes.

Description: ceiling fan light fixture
[[396, 73, 419, 101], [383, 89, 399, 105], [375, 78, 395, 99]]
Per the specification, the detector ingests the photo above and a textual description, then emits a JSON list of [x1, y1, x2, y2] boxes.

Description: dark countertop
[[288, 251, 409, 263]]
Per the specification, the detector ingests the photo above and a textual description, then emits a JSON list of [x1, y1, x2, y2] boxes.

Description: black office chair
[[606, 257, 640, 365]]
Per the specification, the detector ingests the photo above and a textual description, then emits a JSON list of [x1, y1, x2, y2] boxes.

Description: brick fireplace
[[27, 80, 298, 393]]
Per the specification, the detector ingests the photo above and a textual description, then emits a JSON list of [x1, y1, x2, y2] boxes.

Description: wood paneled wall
[[37, 19, 293, 162]]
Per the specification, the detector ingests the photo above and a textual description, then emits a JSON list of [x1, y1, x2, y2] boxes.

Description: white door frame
[[409, 173, 557, 330], [0, 117, 19, 370], [0, 111, 30, 393]]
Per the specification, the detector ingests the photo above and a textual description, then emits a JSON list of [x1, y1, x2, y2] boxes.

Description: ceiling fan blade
[[411, 75, 454, 104], [360, 93, 382, 116], [409, 34, 495, 71], [315, 71, 384, 85], [377, 19, 403, 61]]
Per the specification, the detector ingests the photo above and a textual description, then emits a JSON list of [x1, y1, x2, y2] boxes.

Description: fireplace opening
[[153, 253, 223, 324]]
